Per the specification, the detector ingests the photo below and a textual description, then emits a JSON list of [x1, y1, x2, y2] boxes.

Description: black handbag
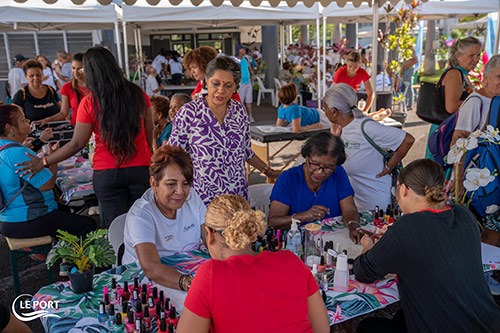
[[416, 68, 464, 125]]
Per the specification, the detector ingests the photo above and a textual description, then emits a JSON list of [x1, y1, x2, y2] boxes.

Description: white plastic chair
[[108, 213, 127, 266], [248, 183, 274, 221], [256, 76, 276, 106], [273, 78, 282, 107]]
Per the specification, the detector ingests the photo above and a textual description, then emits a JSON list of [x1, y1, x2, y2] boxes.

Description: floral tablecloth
[[56, 158, 94, 203]]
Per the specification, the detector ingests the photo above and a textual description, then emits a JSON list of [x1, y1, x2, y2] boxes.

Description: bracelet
[[347, 220, 360, 229], [262, 165, 273, 177], [42, 156, 50, 167], [384, 163, 392, 171], [178, 274, 192, 291]]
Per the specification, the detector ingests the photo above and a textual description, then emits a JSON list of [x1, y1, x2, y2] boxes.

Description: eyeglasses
[[307, 158, 336, 175]]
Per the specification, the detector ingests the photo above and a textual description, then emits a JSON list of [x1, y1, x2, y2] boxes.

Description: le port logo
[[12, 294, 61, 322]]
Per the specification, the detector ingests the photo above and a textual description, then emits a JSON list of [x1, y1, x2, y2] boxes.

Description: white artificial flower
[[454, 138, 468, 150], [465, 136, 478, 150], [486, 204, 500, 215], [480, 125, 500, 142], [470, 130, 482, 138], [446, 145, 465, 164], [463, 168, 495, 192]]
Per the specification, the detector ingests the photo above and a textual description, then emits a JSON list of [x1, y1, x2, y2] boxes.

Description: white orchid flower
[[446, 146, 465, 164], [480, 125, 500, 142], [470, 130, 482, 138], [486, 204, 500, 214], [463, 168, 495, 192], [465, 136, 478, 150]]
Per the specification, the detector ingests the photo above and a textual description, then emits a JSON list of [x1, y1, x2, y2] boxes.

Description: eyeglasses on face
[[307, 157, 336, 175]]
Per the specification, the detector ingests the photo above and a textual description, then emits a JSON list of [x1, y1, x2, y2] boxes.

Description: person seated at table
[[323, 83, 414, 212], [151, 95, 170, 150], [177, 194, 330, 333], [354, 159, 500, 333], [268, 132, 362, 243], [12, 60, 62, 124], [183, 46, 241, 102], [122, 145, 206, 291], [276, 84, 321, 133], [278, 62, 293, 84], [0, 105, 95, 239], [145, 65, 164, 96]]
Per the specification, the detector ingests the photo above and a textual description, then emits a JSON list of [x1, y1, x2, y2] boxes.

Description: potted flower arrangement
[[46, 229, 116, 294]]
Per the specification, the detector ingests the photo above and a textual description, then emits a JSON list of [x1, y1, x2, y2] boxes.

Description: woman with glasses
[[268, 132, 362, 243], [323, 83, 414, 213], [168, 56, 278, 205], [354, 159, 500, 333]]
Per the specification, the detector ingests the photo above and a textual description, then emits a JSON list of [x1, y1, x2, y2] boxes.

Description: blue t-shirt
[[157, 123, 172, 147], [277, 103, 320, 127], [270, 164, 354, 218], [240, 57, 251, 85], [0, 139, 57, 222]]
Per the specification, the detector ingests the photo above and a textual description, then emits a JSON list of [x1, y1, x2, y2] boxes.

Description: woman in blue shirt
[[0, 104, 95, 238], [268, 132, 363, 244], [276, 84, 321, 133]]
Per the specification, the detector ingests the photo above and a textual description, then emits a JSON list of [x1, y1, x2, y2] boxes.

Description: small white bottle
[[286, 217, 303, 257], [333, 253, 349, 292]]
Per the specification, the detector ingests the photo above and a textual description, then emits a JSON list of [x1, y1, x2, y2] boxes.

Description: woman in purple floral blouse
[[168, 56, 279, 205]]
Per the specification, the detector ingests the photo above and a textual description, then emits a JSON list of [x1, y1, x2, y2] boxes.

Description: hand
[[268, 169, 281, 179], [360, 234, 374, 253], [376, 164, 392, 178], [22, 137, 35, 150], [348, 226, 364, 244], [47, 142, 59, 155], [39, 128, 54, 143], [15, 153, 44, 178], [304, 205, 330, 222], [330, 123, 342, 136]]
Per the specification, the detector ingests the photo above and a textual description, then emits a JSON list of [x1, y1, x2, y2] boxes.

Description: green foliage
[[46, 229, 116, 273]]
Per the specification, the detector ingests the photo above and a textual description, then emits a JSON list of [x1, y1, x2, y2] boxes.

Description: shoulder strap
[[437, 67, 463, 89], [461, 94, 484, 131], [22, 87, 26, 102], [360, 118, 389, 158], [0, 142, 29, 212]]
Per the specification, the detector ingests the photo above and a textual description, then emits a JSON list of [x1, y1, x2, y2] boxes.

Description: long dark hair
[[83, 47, 146, 165], [71, 53, 84, 103]]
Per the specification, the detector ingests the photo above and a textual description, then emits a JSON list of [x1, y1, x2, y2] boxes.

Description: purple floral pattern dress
[[168, 97, 254, 205]]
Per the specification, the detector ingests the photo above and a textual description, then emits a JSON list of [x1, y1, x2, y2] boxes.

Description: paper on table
[[482, 242, 500, 271]]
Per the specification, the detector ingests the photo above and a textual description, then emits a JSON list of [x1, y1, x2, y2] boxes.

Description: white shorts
[[239, 83, 253, 104]]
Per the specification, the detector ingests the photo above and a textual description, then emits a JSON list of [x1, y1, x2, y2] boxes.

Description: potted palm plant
[[46, 229, 116, 294]]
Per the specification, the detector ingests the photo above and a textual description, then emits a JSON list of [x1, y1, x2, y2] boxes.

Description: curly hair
[[182, 46, 219, 74], [149, 145, 193, 184], [398, 159, 446, 204], [205, 194, 266, 250], [0, 105, 20, 136], [278, 83, 298, 105], [23, 59, 42, 74], [449, 36, 481, 68], [150, 95, 170, 120]]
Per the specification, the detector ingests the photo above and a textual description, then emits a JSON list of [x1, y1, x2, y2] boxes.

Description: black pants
[[171, 73, 182, 85], [92, 166, 150, 228], [357, 309, 407, 333], [0, 209, 96, 238]]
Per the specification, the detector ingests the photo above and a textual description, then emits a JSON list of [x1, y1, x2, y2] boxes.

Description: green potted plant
[[46, 229, 116, 294]]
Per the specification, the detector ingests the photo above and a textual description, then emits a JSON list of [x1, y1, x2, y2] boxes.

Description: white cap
[[336, 254, 348, 271]]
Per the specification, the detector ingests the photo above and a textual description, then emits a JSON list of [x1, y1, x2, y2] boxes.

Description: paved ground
[[0, 100, 451, 333]]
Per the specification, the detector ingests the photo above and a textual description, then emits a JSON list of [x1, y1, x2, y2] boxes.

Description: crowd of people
[[1, 35, 500, 332]]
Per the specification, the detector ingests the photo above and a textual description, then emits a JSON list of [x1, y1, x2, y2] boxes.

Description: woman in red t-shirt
[[18, 47, 153, 227], [334, 51, 374, 113], [183, 46, 241, 102], [59, 53, 90, 126], [178, 194, 330, 333]]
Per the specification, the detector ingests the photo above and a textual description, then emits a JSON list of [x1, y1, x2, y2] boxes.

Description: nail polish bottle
[[141, 292, 148, 309], [131, 289, 139, 309], [120, 296, 129, 322], [125, 310, 135, 333], [159, 290, 165, 305], [111, 278, 118, 303], [98, 302, 109, 324], [152, 287, 159, 304], [141, 284, 148, 296], [142, 304, 151, 331], [168, 323, 174, 333], [134, 318, 141, 333], [389, 208, 394, 224], [122, 281, 130, 302], [114, 313, 124, 333], [167, 306, 178, 328], [147, 296, 155, 318], [107, 304, 116, 328], [103, 287, 111, 312], [134, 277, 139, 291], [134, 302, 144, 321], [156, 302, 163, 322], [158, 318, 168, 333], [276, 230, 282, 250], [318, 255, 326, 273], [164, 298, 170, 318]]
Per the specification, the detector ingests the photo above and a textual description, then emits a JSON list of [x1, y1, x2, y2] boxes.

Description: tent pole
[[123, 21, 130, 80], [370, 0, 379, 114], [115, 22, 123, 70], [280, 24, 285, 67], [33, 32, 39, 56], [138, 27, 144, 89], [63, 31, 68, 53], [316, 16, 321, 103], [495, 2, 500, 54], [4, 33, 11, 71], [323, 15, 327, 95]]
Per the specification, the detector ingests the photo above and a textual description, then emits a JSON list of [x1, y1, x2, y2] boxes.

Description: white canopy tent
[[0, 0, 123, 67]]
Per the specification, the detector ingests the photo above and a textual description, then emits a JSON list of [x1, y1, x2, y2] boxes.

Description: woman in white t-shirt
[[322, 83, 415, 212], [123, 145, 206, 291], [36, 55, 60, 91], [169, 51, 184, 85]]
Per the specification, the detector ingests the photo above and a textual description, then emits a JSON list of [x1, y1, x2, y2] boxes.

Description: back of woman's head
[[205, 56, 241, 86], [301, 132, 346, 165], [0, 105, 19, 136], [83, 46, 146, 166], [346, 50, 361, 63], [398, 159, 446, 204], [278, 84, 297, 105], [449, 36, 481, 67], [150, 145, 193, 184], [23, 59, 42, 74], [324, 83, 364, 119], [150, 95, 170, 119], [484, 54, 500, 77], [205, 194, 266, 250]]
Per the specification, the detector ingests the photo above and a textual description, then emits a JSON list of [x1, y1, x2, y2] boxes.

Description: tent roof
[[11, 0, 423, 8], [0, 0, 121, 31]]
